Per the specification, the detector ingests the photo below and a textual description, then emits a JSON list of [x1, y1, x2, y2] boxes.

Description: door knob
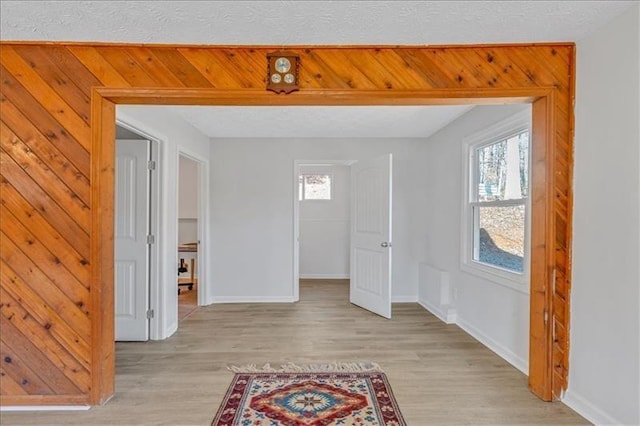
[[381, 242, 391, 248]]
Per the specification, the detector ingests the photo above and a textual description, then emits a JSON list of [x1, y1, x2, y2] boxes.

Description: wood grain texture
[[529, 96, 552, 400], [0, 262, 91, 373], [0, 42, 574, 405], [0, 66, 90, 176], [0, 281, 587, 424], [89, 95, 115, 405]]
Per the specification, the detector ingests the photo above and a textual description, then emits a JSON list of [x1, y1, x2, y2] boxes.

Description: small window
[[461, 110, 531, 291], [299, 174, 332, 200]]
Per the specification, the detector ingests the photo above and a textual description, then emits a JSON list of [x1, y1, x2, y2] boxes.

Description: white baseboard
[[210, 296, 297, 304], [455, 315, 528, 375], [418, 298, 457, 324], [299, 274, 350, 279], [392, 295, 418, 303], [562, 389, 626, 426], [0, 406, 90, 412]]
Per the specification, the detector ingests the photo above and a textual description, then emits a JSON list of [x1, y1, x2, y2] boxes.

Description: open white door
[[350, 154, 392, 318], [115, 139, 150, 341]]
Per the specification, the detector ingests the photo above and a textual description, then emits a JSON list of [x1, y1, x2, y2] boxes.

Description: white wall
[[564, 5, 640, 425], [419, 104, 531, 373], [178, 220, 197, 245], [209, 138, 425, 302], [117, 106, 211, 339], [299, 164, 350, 278], [178, 156, 199, 246], [179, 156, 199, 219]]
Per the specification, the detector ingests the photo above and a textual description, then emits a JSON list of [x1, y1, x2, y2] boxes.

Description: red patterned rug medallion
[[212, 363, 406, 426]]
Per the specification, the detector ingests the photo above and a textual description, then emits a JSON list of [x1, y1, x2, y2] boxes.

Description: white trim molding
[[0, 406, 91, 412], [562, 389, 625, 426], [293, 159, 356, 303], [460, 109, 532, 294], [456, 315, 528, 375], [299, 274, 350, 280], [418, 299, 457, 324], [176, 147, 211, 306], [211, 296, 297, 304]]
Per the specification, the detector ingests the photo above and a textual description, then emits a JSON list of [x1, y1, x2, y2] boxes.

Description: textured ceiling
[[3, 1, 632, 138], [0, 1, 635, 44], [163, 105, 475, 138]]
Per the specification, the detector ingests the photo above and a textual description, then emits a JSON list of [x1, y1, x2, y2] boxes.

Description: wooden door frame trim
[[90, 86, 558, 404], [95, 87, 552, 105]]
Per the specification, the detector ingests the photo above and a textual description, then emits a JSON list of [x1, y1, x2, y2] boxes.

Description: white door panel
[[115, 139, 150, 341], [350, 154, 392, 318], [115, 261, 136, 317]]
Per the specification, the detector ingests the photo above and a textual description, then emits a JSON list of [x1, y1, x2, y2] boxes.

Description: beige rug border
[[228, 362, 383, 374]]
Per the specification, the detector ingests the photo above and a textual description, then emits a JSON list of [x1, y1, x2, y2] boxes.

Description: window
[[299, 174, 332, 200], [461, 111, 531, 290]]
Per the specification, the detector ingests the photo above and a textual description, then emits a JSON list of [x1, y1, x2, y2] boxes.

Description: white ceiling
[[1, 1, 635, 45], [2, 1, 634, 138], [167, 105, 474, 138]]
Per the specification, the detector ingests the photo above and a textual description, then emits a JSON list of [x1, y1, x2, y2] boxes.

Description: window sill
[[460, 261, 530, 294]]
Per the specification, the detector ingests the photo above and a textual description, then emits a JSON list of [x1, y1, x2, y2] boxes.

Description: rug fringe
[[228, 362, 382, 374]]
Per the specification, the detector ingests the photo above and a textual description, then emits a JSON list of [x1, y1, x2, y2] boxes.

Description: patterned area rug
[[212, 363, 406, 426]]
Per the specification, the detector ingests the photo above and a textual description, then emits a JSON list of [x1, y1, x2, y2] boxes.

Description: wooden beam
[[97, 87, 549, 106], [89, 92, 115, 405]]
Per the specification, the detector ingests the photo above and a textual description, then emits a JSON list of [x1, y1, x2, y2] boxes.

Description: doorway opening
[[294, 155, 393, 318], [295, 160, 352, 304], [93, 84, 567, 404], [177, 154, 201, 320], [114, 109, 211, 340]]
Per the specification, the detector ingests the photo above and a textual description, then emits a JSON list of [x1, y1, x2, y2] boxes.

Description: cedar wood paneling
[[0, 43, 574, 405]]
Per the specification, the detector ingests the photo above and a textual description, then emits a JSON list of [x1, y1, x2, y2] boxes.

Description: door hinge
[[147, 234, 155, 244], [146, 309, 154, 319], [543, 309, 549, 325], [147, 160, 156, 170]]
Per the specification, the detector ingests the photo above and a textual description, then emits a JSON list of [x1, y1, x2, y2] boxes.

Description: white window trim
[[460, 110, 532, 294]]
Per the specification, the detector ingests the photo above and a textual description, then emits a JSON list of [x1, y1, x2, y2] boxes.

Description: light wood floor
[[178, 280, 198, 321], [1, 280, 588, 425]]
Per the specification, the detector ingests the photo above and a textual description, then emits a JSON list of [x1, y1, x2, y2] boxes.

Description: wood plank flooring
[[0, 280, 587, 425], [178, 280, 198, 321]]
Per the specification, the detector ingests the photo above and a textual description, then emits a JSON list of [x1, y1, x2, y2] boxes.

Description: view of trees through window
[[477, 131, 529, 201], [299, 174, 331, 200], [473, 130, 529, 273]]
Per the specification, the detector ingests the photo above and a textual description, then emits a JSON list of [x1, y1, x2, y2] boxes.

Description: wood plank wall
[[0, 43, 574, 405]]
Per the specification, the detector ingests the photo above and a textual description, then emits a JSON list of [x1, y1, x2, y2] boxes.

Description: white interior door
[[115, 139, 150, 341], [350, 154, 392, 318]]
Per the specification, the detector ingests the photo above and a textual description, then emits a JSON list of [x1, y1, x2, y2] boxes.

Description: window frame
[[460, 110, 532, 293]]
